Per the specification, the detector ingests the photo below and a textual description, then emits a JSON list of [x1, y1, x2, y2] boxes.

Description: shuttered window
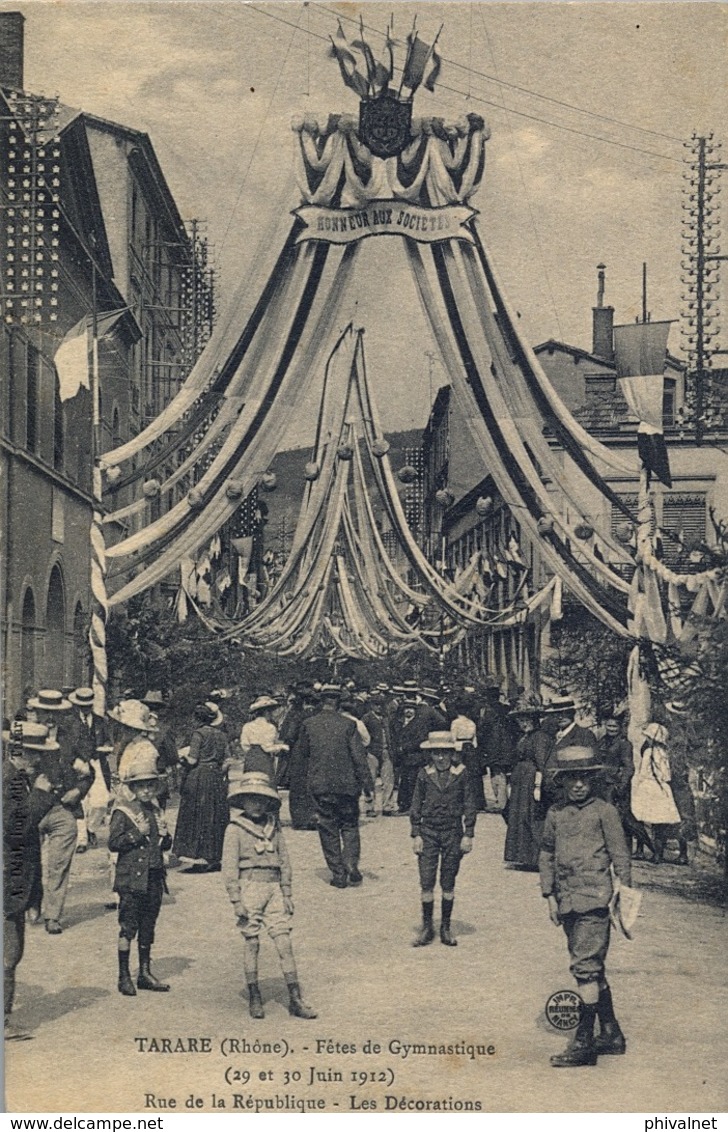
[[662, 493, 707, 565]]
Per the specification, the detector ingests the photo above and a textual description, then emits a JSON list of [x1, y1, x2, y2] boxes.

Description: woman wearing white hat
[[240, 696, 289, 781]]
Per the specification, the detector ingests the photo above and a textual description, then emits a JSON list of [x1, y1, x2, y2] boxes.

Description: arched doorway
[[46, 565, 66, 689], [73, 602, 89, 687], [20, 587, 37, 698]]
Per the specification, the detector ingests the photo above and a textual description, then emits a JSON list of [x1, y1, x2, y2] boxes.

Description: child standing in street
[[109, 748, 172, 997], [410, 731, 477, 948], [539, 744, 633, 1067], [222, 771, 316, 1020]]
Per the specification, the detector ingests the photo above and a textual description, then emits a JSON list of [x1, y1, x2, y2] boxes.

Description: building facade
[[0, 13, 215, 714]]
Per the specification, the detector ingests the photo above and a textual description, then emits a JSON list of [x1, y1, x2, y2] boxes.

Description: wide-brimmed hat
[[27, 689, 72, 713], [194, 702, 218, 725], [542, 695, 578, 715], [68, 687, 95, 709], [419, 686, 441, 702], [141, 690, 166, 707], [552, 745, 607, 776], [420, 730, 459, 750], [643, 722, 669, 746], [109, 699, 158, 732], [121, 748, 160, 783], [249, 695, 279, 714], [205, 701, 224, 727], [227, 770, 281, 806], [320, 683, 342, 699], [2, 721, 59, 752], [508, 692, 543, 717]]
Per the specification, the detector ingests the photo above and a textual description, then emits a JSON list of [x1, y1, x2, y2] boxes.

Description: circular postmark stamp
[[545, 989, 583, 1031]]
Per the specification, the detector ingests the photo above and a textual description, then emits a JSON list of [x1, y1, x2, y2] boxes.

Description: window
[[662, 492, 707, 566], [53, 378, 65, 471], [26, 342, 40, 453], [663, 379, 676, 427]]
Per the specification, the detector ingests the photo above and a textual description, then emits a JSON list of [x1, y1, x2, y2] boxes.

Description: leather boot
[[440, 897, 457, 946], [137, 946, 170, 992], [593, 985, 626, 1054], [118, 948, 136, 997], [413, 900, 435, 947], [550, 1003, 598, 1067], [248, 984, 265, 1019], [287, 982, 317, 1019]]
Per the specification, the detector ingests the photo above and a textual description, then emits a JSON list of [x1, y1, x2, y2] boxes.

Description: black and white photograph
[[1, 0, 727, 1116]]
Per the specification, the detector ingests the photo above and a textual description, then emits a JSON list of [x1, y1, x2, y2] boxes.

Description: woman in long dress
[[632, 722, 684, 865], [503, 695, 553, 871], [173, 702, 230, 872]]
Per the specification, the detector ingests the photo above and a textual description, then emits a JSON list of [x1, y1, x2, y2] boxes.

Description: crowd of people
[[3, 672, 701, 1066]]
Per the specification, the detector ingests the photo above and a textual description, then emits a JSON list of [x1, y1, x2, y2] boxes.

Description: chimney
[[592, 262, 614, 362], [0, 12, 24, 91]]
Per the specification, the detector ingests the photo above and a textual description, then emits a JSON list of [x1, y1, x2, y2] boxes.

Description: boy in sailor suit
[[222, 771, 316, 1020]]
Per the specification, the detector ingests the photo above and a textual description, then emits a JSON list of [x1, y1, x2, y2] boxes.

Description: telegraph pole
[[682, 134, 726, 445]]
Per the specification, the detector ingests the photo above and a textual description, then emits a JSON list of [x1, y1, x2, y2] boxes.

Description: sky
[[5, 1, 727, 441]]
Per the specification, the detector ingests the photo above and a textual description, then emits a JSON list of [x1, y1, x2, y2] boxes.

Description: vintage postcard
[[2, 0, 727, 1117]]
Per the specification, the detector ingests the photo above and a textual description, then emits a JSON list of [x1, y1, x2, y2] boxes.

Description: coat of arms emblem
[[359, 92, 413, 158]]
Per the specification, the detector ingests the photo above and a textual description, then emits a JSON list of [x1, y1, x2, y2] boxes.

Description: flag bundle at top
[[329, 15, 442, 101]]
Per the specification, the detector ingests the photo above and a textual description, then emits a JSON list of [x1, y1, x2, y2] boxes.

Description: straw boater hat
[[419, 686, 441, 702], [542, 695, 578, 715], [2, 721, 59, 752], [665, 700, 689, 717], [420, 730, 459, 750], [68, 687, 95, 709], [320, 683, 342, 699], [552, 745, 608, 776], [120, 748, 160, 783], [249, 695, 279, 714], [109, 699, 158, 733], [27, 689, 72, 713], [227, 770, 281, 806]]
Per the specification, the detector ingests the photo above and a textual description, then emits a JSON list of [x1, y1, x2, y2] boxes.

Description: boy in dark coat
[[410, 731, 477, 947], [539, 744, 633, 1067], [109, 748, 172, 996]]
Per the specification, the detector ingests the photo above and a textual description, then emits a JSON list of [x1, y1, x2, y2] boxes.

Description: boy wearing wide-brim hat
[[222, 772, 316, 1021], [539, 745, 633, 1067], [410, 731, 477, 948], [108, 748, 172, 997]]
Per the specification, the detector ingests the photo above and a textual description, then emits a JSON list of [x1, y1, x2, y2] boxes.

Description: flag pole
[[89, 259, 108, 719]]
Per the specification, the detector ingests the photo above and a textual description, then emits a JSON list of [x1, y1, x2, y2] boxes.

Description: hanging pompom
[[537, 515, 554, 536], [187, 488, 204, 510], [225, 480, 244, 501], [371, 438, 390, 458], [435, 488, 454, 508], [398, 464, 418, 484], [105, 465, 122, 485], [475, 495, 493, 517], [615, 521, 634, 544], [573, 522, 594, 540], [337, 444, 354, 461], [304, 461, 320, 481], [260, 471, 277, 491], [142, 479, 161, 498]]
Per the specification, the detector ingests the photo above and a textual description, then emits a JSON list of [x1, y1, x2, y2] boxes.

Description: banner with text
[[293, 201, 477, 245]]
